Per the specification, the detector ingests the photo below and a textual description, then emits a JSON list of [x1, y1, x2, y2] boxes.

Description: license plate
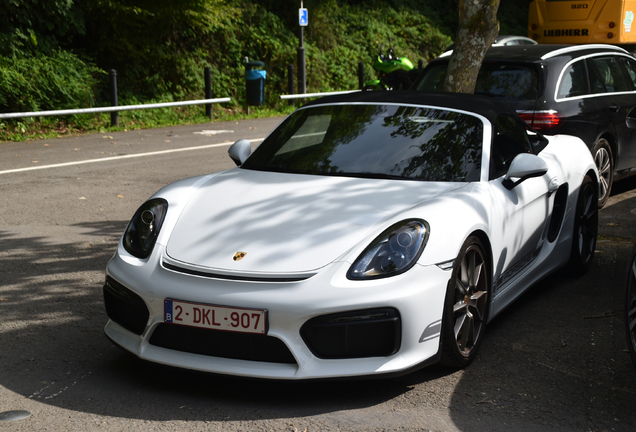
[[164, 299, 267, 334]]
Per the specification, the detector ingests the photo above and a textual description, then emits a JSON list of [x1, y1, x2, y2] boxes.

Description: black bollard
[[288, 64, 294, 106], [109, 70, 119, 127], [358, 62, 365, 89], [205, 67, 212, 120]]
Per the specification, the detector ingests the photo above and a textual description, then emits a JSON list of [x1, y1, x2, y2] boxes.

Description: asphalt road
[[1, 118, 635, 432]]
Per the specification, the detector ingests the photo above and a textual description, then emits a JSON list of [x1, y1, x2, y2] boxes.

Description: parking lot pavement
[[0, 122, 635, 431]]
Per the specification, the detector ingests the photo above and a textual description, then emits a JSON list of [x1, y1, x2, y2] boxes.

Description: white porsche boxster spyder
[[103, 92, 599, 379]]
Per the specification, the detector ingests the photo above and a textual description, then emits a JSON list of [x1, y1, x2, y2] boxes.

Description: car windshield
[[242, 104, 483, 182], [415, 62, 540, 100]]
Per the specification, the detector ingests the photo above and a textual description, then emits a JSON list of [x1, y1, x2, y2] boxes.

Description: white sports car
[[103, 92, 599, 379]]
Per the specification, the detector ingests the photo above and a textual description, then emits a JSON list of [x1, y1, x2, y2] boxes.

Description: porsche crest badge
[[233, 252, 247, 261]]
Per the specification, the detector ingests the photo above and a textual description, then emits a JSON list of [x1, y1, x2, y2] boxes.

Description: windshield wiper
[[241, 165, 301, 174], [242, 166, 419, 181], [334, 172, 418, 181]]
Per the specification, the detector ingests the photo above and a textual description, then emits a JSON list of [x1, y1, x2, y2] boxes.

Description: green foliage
[[411, 0, 533, 40], [0, 51, 104, 112], [80, 0, 238, 100], [0, 0, 533, 142], [73, 0, 527, 107], [0, 0, 85, 57], [229, 4, 298, 104], [498, 0, 533, 36], [304, 1, 451, 90]]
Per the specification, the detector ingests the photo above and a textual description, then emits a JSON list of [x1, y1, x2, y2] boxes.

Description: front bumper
[[103, 243, 452, 380]]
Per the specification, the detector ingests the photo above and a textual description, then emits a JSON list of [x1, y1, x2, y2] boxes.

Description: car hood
[[165, 168, 462, 274]]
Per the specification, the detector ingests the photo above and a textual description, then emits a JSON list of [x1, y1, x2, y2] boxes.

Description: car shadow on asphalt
[[448, 183, 636, 432], [0, 221, 458, 423], [1, 188, 636, 429]]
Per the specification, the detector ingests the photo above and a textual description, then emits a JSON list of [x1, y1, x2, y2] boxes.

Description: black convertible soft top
[[302, 90, 518, 124]]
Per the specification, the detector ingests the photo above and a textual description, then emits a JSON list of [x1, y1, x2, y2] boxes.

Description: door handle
[[609, 104, 620, 112]]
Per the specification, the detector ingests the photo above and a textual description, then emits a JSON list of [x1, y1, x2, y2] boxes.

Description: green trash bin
[[245, 60, 266, 106]]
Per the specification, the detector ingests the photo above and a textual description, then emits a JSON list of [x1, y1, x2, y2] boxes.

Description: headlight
[[123, 198, 168, 259], [347, 220, 430, 280]]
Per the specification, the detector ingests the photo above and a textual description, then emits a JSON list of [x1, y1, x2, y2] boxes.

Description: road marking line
[[0, 138, 264, 175], [193, 130, 235, 135]]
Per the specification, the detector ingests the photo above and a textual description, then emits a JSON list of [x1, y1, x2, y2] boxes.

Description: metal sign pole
[[298, 1, 307, 95]]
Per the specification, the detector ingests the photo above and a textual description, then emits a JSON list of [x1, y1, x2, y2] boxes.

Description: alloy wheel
[[453, 244, 488, 357], [574, 180, 598, 265], [594, 147, 611, 204]]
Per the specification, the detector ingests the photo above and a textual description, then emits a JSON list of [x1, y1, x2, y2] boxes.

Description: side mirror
[[228, 139, 252, 166], [627, 106, 636, 129], [502, 153, 548, 190]]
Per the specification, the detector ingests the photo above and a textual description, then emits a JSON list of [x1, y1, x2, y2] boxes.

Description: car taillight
[[518, 111, 563, 130]]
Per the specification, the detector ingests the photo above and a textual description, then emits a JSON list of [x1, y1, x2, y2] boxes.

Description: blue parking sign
[[299, 8, 308, 26]]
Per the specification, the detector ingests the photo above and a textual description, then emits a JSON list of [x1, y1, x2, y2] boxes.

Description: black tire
[[569, 175, 598, 275], [625, 243, 636, 368], [439, 236, 490, 369], [592, 138, 613, 208]]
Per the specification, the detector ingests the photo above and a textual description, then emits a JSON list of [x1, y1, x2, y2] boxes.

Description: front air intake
[[149, 324, 297, 364], [103, 277, 149, 335], [300, 308, 401, 359]]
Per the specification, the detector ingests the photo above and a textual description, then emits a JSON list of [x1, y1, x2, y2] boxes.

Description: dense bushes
[[0, 51, 104, 112], [0, 0, 85, 58], [77, 0, 453, 106], [303, 1, 451, 92], [0, 0, 531, 114]]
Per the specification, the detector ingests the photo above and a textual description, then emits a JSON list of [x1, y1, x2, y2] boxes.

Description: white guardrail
[[1, 90, 358, 120], [0, 98, 231, 119]]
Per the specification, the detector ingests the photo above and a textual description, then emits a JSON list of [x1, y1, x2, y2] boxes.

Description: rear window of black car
[[557, 60, 589, 98], [243, 104, 484, 182], [591, 56, 630, 93], [618, 56, 636, 87], [415, 62, 540, 101]]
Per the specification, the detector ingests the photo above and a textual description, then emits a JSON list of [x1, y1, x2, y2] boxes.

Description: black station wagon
[[412, 44, 636, 207]]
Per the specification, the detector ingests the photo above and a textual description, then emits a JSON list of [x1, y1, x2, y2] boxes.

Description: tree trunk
[[442, 0, 500, 94]]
